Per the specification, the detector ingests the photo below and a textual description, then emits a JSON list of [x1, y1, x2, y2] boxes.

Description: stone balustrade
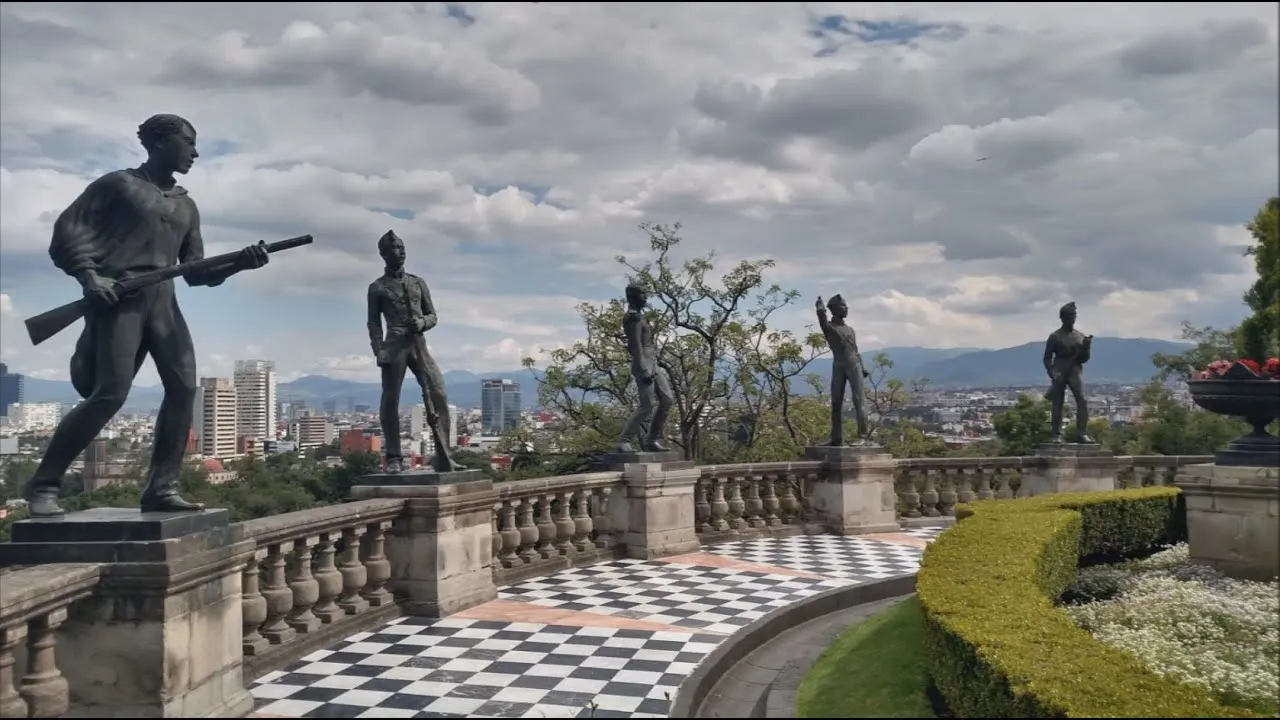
[[0, 565, 101, 719], [0, 450, 1221, 717], [694, 462, 822, 543], [236, 499, 404, 677], [491, 471, 624, 584]]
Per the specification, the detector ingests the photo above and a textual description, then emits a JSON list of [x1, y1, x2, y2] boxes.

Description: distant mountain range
[[13, 337, 1188, 412]]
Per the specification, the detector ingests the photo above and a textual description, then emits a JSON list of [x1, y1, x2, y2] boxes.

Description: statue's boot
[[385, 458, 404, 474], [1049, 434, 1063, 444], [140, 493, 205, 513], [25, 491, 65, 518], [823, 437, 843, 447], [615, 441, 637, 453], [641, 439, 670, 452], [432, 452, 466, 472], [1076, 434, 1095, 444]]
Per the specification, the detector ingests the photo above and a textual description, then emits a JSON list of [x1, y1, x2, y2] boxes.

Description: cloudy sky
[[1, 2, 1276, 385]]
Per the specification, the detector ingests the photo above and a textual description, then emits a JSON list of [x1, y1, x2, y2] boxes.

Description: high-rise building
[[0, 363, 25, 418], [410, 404, 425, 438], [195, 378, 238, 459], [233, 360, 277, 442], [447, 404, 458, 447], [296, 415, 335, 449], [480, 379, 521, 434]]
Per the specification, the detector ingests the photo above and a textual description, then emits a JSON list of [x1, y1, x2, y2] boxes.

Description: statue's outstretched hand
[[814, 297, 825, 313]]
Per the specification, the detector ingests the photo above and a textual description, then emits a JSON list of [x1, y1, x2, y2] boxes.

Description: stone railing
[[236, 498, 404, 677], [492, 471, 624, 585], [1119, 455, 1213, 487], [0, 564, 101, 718], [895, 456, 1029, 520], [694, 462, 822, 543]]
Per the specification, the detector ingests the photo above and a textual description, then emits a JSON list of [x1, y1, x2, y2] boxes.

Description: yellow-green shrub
[[917, 486, 1263, 718]]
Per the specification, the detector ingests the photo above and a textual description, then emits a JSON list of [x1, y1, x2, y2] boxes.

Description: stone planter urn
[[1177, 361, 1280, 581], [1186, 362, 1280, 467]]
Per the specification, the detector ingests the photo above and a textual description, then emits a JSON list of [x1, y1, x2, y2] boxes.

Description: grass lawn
[[796, 595, 939, 718]]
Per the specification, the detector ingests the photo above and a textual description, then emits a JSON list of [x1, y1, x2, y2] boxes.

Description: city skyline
[[1, 4, 1275, 387]]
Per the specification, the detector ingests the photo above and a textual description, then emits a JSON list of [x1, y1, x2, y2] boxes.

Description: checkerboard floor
[[900, 525, 949, 541], [250, 534, 935, 718], [497, 558, 850, 635], [702, 535, 924, 581], [253, 619, 720, 718]]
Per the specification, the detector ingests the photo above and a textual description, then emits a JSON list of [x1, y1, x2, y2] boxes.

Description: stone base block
[[11, 507, 230, 544], [805, 445, 898, 535], [2, 515, 254, 717], [620, 463, 701, 559], [357, 470, 483, 487], [1175, 463, 1279, 582], [1022, 444, 1118, 496], [603, 450, 690, 471], [350, 470, 487, 499]]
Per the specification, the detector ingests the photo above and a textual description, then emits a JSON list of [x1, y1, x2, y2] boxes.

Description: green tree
[[525, 222, 810, 461], [1125, 382, 1244, 455], [992, 394, 1052, 455]]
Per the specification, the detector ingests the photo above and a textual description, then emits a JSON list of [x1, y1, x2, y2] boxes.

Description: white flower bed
[[1064, 544, 1280, 713]]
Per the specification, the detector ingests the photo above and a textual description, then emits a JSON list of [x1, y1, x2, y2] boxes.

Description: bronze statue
[[366, 230, 461, 473], [617, 284, 673, 453], [23, 114, 273, 517], [1043, 301, 1094, 443], [815, 295, 871, 445]]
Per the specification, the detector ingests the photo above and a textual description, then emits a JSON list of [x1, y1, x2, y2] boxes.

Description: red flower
[[1264, 357, 1280, 377]]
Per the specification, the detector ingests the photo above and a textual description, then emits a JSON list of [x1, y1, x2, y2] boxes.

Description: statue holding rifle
[[366, 230, 462, 473], [815, 294, 871, 445], [1043, 301, 1094, 443], [22, 113, 306, 517]]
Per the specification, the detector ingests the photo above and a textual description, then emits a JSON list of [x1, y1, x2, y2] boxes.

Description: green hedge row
[[916, 487, 1263, 718]]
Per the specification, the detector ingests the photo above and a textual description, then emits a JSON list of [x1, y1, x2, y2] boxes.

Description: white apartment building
[[195, 378, 238, 459], [234, 360, 277, 442], [295, 415, 335, 449], [6, 402, 63, 432]]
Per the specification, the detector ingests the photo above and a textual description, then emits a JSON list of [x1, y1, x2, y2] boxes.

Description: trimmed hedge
[[917, 487, 1264, 718]]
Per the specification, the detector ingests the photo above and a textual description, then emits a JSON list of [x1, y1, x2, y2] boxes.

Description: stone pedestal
[[804, 444, 899, 535], [351, 470, 498, 618], [619, 461, 702, 559], [1022, 443, 1119, 496], [0, 508, 254, 718], [603, 450, 685, 470], [1175, 463, 1279, 582]]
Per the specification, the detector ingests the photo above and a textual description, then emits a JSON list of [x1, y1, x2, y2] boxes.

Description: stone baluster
[[517, 498, 539, 563], [361, 521, 393, 607], [994, 469, 1014, 499], [744, 475, 765, 528], [491, 504, 503, 568], [259, 542, 296, 645], [498, 500, 521, 567], [937, 469, 958, 516], [337, 525, 370, 615], [535, 494, 557, 559], [695, 478, 713, 534], [956, 468, 977, 506], [0, 624, 27, 720], [592, 487, 615, 550], [286, 536, 322, 633], [19, 609, 69, 718], [778, 474, 799, 521], [975, 468, 994, 501], [920, 469, 940, 516], [761, 475, 781, 526], [241, 553, 269, 655], [555, 490, 576, 556], [312, 532, 344, 624], [710, 478, 730, 532], [572, 488, 594, 552], [899, 469, 922, 518], [727, 477, 746, 531]]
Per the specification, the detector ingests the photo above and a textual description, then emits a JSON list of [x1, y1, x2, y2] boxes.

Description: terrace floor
[[249, 527, 944, 719]]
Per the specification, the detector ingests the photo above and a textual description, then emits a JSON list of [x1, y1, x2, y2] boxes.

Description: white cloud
[[0, 2, 1274, 386]]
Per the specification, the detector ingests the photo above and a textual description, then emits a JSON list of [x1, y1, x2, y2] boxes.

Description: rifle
[[422, 388, 454, 472], [24, 235, 313, 346]]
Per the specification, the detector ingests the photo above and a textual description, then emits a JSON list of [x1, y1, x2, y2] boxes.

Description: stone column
[[0, 508, 254, 718], [1175, 463, 1279, 582], [350, 470, 498, 617], [1022, 443, 1119, 496], [804, 445, 899, 535], [617, 458, 702, 559]]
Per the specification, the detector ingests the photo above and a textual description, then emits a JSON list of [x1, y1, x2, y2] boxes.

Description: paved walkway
[[249, 527, 943, 719]]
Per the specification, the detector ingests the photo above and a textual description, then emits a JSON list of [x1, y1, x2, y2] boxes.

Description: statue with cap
[[366, 229, 462, 472], [1043, 301, 1094, 443], [815, 294, 871, 445]]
